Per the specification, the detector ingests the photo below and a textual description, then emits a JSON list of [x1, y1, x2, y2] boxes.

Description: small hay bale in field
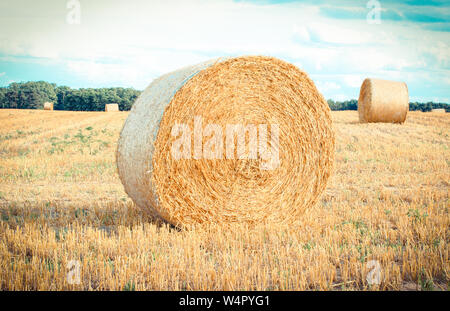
[[105, 103, 119, 112], [43, 102, 54, 111], [431, 109, 446, 113], [117, 56, 335, 226], [358, 78, 409, 123]]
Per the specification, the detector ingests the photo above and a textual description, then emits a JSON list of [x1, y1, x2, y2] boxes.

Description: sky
[[0, 0, 449, 102]]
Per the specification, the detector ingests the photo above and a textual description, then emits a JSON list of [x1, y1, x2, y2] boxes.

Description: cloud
[[341, 75, 364, 88], [331, 93, 348, 101], [319, 7, 370, 20], [316, 81, 341, 93], [292, 22, 370, 45], [64, 48, 212, 89], [317, 1, 450, 30]]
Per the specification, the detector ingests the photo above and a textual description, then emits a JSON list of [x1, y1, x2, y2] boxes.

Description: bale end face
[[105, 104, 119, 112], [43, 102, 54, 111]]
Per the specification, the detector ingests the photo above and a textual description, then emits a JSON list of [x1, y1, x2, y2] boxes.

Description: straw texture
[[105, 104, 119, 112], [358, 78, 409, 123], [117, 56, 334, 226], [43, 102, 54, 111]]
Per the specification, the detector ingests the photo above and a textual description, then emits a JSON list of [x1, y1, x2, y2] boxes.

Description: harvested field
[[0, 109, 448, 290]]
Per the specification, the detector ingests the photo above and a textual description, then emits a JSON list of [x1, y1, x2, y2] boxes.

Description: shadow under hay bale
[[117, 56, 335, 227], [358, 78, 409, 123]]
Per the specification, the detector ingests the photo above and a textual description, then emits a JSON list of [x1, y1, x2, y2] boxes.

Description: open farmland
[[0, 109, 448, 290]]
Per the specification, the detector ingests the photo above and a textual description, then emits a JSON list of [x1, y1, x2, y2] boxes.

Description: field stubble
[[0, 109, 448, 290]]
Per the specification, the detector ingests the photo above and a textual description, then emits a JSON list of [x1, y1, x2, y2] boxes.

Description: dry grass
[[431, 109, 446, 114], [0, 109, 448, 290]]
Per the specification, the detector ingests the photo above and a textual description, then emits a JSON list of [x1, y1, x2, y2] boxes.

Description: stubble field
[[0, 109, 448, 290]]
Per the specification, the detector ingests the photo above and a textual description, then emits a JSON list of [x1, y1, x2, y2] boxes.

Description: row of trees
[[408, 101, 449, 112], [0, 81, 57, 110], [327, 99, 358, 111], [0, 82, 448, 112], [327, 99, 449, 112], [0, 81, 141, 111]]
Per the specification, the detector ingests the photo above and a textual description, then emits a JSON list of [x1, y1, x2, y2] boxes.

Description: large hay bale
[[358, 78, 409, 123], [117, 56, 335, 226], [43, 102, 54, 111], [431, 109, 446, 113], [105, 103, 119, 112]]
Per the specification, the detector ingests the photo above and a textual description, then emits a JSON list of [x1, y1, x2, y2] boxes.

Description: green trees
[[55, 86, 71, 110], [409, 101, 448, 112], [327, 99, 448, 112], [0, 81, 57, 109], [0, 82, 141, 111], [327, 99, 358, 111], [61, 88, 139, 111], [0, 87, 7, 108]]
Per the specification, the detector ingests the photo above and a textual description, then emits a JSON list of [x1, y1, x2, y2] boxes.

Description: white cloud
[[342, 75, 364, 88], [332, 94, 348, 102], [316, 81, 341, 92], [293, 22, 371, 45]]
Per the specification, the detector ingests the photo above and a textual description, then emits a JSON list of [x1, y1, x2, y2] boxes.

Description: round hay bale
[[43, 102, 54, 111], [117, 56, 335, 226], [358, 78, 409, 123], [431, 108, 446, 113], [105, 103, 119, 112]]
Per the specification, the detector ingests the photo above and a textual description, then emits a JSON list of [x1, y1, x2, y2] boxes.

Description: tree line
[[0, 81, 140, 111], [0, 81, 448, 112], [327, 99, 448, 112]]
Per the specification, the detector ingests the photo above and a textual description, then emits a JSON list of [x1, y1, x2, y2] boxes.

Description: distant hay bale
[[105, 103, 119, 112], [43, 102, 54, 111], [117, 56, 335, 226], [358, 78, 409, 123], [431, 109, 446, 113]]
